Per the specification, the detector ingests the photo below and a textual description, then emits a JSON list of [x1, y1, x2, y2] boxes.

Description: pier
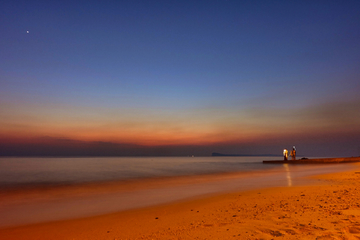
[[263, 157, 360, 164]]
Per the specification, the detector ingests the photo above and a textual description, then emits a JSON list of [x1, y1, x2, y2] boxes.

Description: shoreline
[[0, 168, 302, 228], [1, 163, 360, 239]]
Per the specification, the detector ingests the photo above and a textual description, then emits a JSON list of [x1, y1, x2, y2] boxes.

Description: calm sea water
[[0, 156, 282, 189], [1, 156, 356, 190]]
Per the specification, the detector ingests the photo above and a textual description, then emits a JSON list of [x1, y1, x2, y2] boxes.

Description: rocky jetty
[[263, 157, 360, 164]]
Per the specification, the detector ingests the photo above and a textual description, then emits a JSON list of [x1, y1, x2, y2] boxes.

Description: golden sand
[[1, 165, 360, 240]]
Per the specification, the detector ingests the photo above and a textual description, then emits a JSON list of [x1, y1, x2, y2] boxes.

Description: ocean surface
[[0, 156, 284, 189], [0, 156, 357, 189], [0, 156, 358, 227]]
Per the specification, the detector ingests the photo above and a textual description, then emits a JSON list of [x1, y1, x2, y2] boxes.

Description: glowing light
[[283, 164, 292, 187]]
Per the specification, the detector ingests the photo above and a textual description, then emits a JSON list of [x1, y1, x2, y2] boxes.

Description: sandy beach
[[1, 163, 360, 240]]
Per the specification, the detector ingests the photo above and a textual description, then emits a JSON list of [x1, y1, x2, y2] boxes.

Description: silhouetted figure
[[283, 149, 288, 161], [290, 146, 296, 160]]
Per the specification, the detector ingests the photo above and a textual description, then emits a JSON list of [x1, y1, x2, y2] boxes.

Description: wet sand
[[1, 163, 360, 239]]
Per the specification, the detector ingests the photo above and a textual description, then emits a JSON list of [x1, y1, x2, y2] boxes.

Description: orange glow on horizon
[[1, 98, 360, 148]]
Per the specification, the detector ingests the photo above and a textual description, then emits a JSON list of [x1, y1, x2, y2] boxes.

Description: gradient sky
[[1, 0, 360, 157]]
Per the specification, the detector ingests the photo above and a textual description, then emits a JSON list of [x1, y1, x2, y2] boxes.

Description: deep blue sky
[[1, 1, 360, 156]]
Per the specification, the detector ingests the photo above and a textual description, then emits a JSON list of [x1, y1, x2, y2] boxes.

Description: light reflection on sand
[[0, 163, 356, 228], [283, 164, 292, 186]]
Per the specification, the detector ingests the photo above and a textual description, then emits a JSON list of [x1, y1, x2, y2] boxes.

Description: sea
[[0, 156, 284, 189], [0, 156, 357, 227]]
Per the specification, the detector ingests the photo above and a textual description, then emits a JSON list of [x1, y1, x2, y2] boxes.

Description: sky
[[1, 0, 360, 157]]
